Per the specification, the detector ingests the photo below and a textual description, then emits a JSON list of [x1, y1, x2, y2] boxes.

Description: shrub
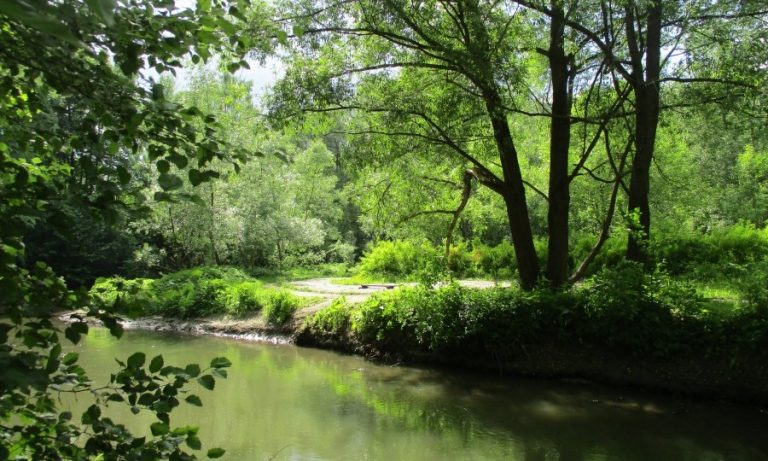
[[300, 270, 768, 363], [713, 224, 768, 264], [445, 242, 474, 276], [263, 289, 301, 325], [221, 281, 265, 317], [575, 262, 706, 355], [349, 284, 572, 354], [90, 277, 155, 316], [307, 297, 353, 337], [89, 266, 279, 319], [357, 240, 441, 279], [651, 223, 768, 275], [357, 239, 550, 280], [570, 232, 629, 276], [470, 240, 516, 280], [350, 288, 417, 347], [734, 261, 768, 310]]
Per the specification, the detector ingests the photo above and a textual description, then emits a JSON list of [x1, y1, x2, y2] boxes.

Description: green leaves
[[207, 448, 226, 458], [197, 0, 212, 12], [210, 357, 231, 368], [81, 404, 101, 425], [188, 169, 220, 187], [185, 394, 203, 406], [156, 159, 171, 174], [159, 173, 184, 191], [62, 352, 79, 365], [85, 0, 117, 26], [46, 343, 62, 373], [65, 322, 89, 345], [117, 165, 131, 185], [127, 352, 146, 369], [197, 375, 215, 390], [276, 30, 288, 45], [185, 363, 201, 377], [0, 0, 247, 457], [150, 421, 170, 436], [149, 355, 164, 373], [0, 0, 81, 45], [187, 435, 202, 450], [188, 169, 203, 186]]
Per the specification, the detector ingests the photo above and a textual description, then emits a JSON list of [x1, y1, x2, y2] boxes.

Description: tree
[[0, 0, 262, 457], [517, 0, 768, 263], [272, 0, 628, 288]]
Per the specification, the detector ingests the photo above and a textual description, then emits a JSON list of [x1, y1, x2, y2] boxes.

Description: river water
[[62, 327, 768, 460]]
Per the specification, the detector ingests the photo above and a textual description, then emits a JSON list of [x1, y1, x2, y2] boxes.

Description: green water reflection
[[62, 328, 768, 460]]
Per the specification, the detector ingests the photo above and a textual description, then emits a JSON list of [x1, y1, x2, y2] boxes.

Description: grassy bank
[[86, 226, 768, 402], [90, 266, 316, 325], [299, 263, 768, 402]]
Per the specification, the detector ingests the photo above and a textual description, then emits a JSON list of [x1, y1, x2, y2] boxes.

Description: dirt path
[[286, 278, 512, 318], [58, 278, 514, 339], [290, 277, 510, 297]]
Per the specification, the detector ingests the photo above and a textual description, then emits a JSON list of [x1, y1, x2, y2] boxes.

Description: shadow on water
[[65, 327, 768, 461]]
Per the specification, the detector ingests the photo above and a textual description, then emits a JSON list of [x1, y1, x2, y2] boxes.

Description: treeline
[[29, 71, 768, 291], [272, 0, 768, 289], [14, 0, 768, 293]]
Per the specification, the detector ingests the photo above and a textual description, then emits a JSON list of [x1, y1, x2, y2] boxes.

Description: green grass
[[686, 278, 760, 316], [250, 263, 353, 284]]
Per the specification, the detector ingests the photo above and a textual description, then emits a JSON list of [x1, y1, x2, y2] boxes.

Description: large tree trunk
[[546, 2, 572, 287], [625, 0, 662, 264], [484, 92, 540, 290], [626, 87, 655, 263], [461, 0, 540, 289]]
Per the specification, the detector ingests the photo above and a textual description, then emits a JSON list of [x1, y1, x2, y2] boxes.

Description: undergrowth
[[90, 266, 309, 322], [304, 262, 768, 361]]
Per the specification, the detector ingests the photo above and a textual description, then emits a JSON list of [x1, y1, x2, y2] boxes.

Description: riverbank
[[66, 322, 768, 461], [80, 268, 768, 406], [294, 322, 768, 407], [61, 308, 768, 407]]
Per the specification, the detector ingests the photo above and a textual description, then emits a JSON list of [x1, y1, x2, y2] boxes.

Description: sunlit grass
[[687, 280, 743, 316], [253, 263, 353, 284]]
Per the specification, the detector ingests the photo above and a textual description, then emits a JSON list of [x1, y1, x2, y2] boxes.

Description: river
[[62, 327, 768, 460]]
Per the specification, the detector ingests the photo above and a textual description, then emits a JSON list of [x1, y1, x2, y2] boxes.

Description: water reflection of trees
[[75, 330, 767, 461], [289, 350, 767, 461]]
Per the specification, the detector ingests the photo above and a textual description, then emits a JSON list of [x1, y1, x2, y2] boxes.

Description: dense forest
[[2, 0, 768, 459]]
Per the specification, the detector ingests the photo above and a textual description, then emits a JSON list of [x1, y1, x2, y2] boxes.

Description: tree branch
[[445, 170, 474, 258]]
